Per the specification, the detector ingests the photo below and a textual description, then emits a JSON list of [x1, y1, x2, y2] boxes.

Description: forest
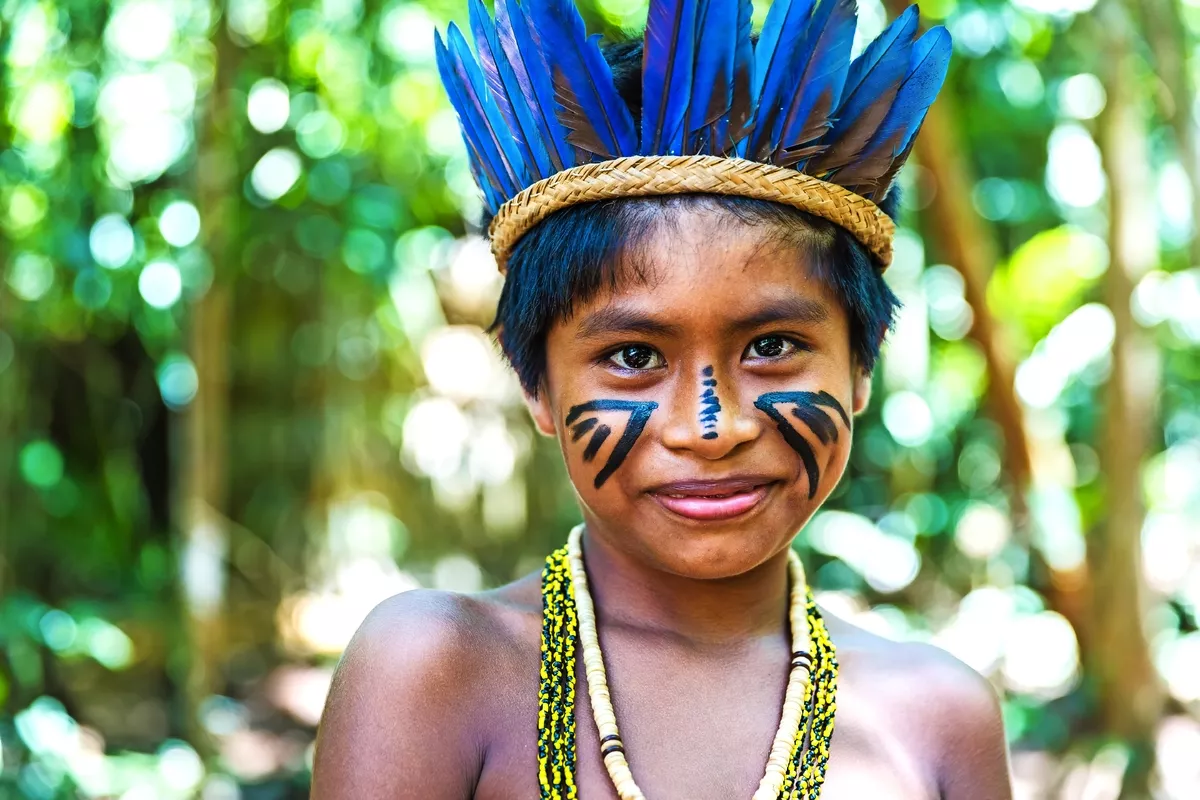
[[2, 0, 1200, 797]]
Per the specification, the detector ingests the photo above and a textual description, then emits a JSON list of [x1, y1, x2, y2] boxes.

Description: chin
[[635, 500, 806, 580]]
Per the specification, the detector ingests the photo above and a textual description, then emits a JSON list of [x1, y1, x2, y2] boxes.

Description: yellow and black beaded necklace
[[536, 535, 839, 800]]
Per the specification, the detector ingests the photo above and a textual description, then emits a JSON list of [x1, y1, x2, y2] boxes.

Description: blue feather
[[836, 24, 951, 196], [808, 4, 917, 176], [469, 0, 553, 180], [434, 29, 506, 211], [729, 0, 756, 156], [445, 23, 531, 192], [750, 0, 816, 160], [769, 0, 857, 169], [843, 4, 918, 103], [890, 26, 952, 151], [495, 0, 573, 171], [686, 0, 738, 154], [530, 0, 638, 160], [643, 0, 698, 154]]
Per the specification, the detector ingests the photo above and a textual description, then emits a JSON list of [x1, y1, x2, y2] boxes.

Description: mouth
[[648, 476, 777, 522]]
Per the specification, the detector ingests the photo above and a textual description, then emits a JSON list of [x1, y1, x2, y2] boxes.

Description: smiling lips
[[650, 477, 775, 521]]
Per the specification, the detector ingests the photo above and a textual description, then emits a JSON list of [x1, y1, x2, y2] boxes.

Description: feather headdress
[[435, 0, 952, 271]]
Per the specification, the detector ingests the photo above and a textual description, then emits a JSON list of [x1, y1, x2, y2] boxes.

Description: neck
[[577, 519, 793, 646]]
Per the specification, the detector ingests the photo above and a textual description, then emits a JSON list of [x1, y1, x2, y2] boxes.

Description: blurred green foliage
[[2, 0, 1200, 798]]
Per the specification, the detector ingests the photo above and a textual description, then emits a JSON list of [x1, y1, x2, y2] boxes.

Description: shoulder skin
[[828, 616, 1013, 799], [310, 588, 525, 799]]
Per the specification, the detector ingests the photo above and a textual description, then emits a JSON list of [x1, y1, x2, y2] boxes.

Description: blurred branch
[[905, 96, 1033, 495], [1133, 0, 1200, 266], [0, 328, 17, 601], [1091, 1, 1165, 783]]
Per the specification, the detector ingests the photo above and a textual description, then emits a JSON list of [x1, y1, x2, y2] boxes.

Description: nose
[[659, 364, 761, 458]]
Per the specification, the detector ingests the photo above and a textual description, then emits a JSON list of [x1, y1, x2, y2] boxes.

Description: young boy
[[312, 1, 1012, 798]]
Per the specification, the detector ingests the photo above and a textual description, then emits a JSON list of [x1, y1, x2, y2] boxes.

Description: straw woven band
[[487, 155, 895, 274]]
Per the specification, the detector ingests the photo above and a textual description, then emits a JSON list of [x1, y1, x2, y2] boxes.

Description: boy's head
[[487, 39, 902, 579], [491, 39, 901, 398]]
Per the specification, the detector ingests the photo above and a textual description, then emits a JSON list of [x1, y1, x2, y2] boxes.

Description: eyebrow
[[576, 306, 684, 340], [575, 295, 830, 341], [728, 296, 831, 331]]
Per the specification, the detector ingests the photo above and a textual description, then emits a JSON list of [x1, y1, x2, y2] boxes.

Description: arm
[[311, 591, 485, 800]]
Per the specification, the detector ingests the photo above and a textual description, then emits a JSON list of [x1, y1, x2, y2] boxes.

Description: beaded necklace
[[537, 526, 838, 800]]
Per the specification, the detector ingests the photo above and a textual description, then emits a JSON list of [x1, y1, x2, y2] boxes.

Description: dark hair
[[487, 38, 902, 396]]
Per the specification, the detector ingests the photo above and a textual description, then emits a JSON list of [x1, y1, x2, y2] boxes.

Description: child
[[312, 1, 1012, 797]]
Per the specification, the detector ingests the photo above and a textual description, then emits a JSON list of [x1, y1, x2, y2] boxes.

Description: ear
[[850, 365, 873, 416], [522, 384, 558, 437]]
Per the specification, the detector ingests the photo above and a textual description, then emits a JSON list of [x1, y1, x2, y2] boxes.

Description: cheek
[[560, 398, 659, 492], [753, 389, 852, 501]]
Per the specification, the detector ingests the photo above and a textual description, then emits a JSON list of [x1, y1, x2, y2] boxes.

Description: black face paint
[[565, 400, 659, 489], [699, 365, 720, 440], [582, 424, 611, 461], [754, 391, 850, 499]]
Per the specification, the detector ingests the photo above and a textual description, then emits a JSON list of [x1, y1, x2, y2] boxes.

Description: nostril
[[699, 365, 721, 440]]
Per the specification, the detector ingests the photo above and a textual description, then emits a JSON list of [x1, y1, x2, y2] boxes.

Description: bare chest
[[472, 629, 939, 800]]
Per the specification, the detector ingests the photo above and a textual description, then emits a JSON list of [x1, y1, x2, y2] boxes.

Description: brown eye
[[609, 345, 663, 370], [748, 336, 794, 359]]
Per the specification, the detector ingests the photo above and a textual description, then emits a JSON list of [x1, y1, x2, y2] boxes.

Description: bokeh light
[[19, 441, 64, 488], [159, 201, 201, 247], [250, 147, 303, 201], [138, 260, 183, 308], [6, 252, 55, 301], [156, 354, 199, 410], [89, 213, 137, 268], [247, 79, 291, 134]]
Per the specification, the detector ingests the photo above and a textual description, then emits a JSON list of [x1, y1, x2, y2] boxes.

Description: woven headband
[[487, 155, 895, 274], [435, 0, 951, 275]]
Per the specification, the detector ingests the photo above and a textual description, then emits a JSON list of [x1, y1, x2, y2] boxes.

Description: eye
[[608, 345, 664, 371], [746, 335, 798, 360]]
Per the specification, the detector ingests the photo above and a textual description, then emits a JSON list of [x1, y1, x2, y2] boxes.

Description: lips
[[649, 476, 776, 521]]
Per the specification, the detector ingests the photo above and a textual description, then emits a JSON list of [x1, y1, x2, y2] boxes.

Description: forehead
[[569, 206, 845, 335]]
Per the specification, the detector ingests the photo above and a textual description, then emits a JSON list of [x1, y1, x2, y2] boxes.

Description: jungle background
[[2, 0, 1199, 796]]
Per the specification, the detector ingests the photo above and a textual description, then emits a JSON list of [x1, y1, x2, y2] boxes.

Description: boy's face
[[524, 207, 872, 580]]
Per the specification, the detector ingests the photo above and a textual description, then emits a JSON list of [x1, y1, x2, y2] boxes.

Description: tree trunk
[[178, 14, 239, 752], [1092, 3, 1165, 790], [1134, 0, 1200, 267], [880, 0, 1089, 648], [879, 0, 1034, 505]]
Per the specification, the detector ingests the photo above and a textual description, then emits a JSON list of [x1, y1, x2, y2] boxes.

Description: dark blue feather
[[808, 4, 917, 176], [750, 0, 816, 160], [530, 0, 637, 160], [686, 0, 737, 154], [768, 0, 857, 169], [844, 4, 918, 102], [469, 0, 553, 180], [495, 0, 572, 171], [434, 29, 506, 211], [642, 0, 698, 154], [890, 26, 952, 149], [445, 23, 531, 193], [729, 0, 756, 156], [835, 24, 952, 196]]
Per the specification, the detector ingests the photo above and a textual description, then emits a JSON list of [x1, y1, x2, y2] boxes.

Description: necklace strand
[[535, 533, 839, 800], [566, 525, 814, 800]]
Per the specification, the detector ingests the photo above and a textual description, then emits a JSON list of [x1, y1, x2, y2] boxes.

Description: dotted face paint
[[699, 366, 720, 440]]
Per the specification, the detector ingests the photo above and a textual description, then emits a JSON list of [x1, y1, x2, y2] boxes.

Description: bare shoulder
[[825, 614, 1013, 799], [312, 583, 540, 799]]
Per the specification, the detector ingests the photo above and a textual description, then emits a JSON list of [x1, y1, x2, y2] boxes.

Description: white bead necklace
[[565, 524, 813, 800]]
